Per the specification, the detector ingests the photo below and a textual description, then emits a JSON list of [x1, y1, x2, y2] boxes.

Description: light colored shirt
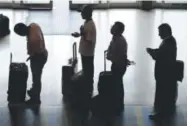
[[79, 20, 96, 56], [107, 35, 128, 65], [27, 23, 47, 56]]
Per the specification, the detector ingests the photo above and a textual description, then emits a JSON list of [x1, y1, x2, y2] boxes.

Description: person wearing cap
[[14, 23, 48, 105], [72, 5, 96, 94], [146, 23, 177, 120]]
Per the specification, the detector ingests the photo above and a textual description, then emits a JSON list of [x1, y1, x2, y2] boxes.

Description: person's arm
[[147, 48, 159, 60], [148, 40, 175, 61], [107, 38, 127, 63], [155, 40, 176, 61], [106, 41, 113, 61], [71, 25, 84, 37]]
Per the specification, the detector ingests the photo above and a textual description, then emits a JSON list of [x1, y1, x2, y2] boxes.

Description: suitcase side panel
[[7, 63, 28, 103], [62, 66, 74, 95]]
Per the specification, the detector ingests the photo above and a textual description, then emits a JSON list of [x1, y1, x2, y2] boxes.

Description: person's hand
[[71, 32, 80, 38], [26, 56, 31, 62], [146, 48, 153, 54], [80, 25, 84, 35], [127, 59, 136, 66]]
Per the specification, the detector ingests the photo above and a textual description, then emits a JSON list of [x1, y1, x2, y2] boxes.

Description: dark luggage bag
[[91, 51, 123, 116], [97, 50, 113, 96], [62, 42, 77, 97], [175, 60, 184, 82], [69, 71, 92, 109], [0, 14, 10, 38], [7, 53, 28, 104]]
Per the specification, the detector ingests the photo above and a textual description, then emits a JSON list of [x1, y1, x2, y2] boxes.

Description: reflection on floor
[[0, 6, 186, 126], [0, 104, 186, 126]]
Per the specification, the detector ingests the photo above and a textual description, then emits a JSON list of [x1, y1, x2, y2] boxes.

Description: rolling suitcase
[[0, 14, 10, 38], [7, 53, 28, 104], [62, 42, 77, 97], [91, 51, 119, 116], [68, 71, 92, 110], [97, 50, 113, 96]]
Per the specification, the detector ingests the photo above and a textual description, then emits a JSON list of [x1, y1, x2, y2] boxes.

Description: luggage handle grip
[[104, 50, 107, 71], [10, 53, 12, 63], [73, 42, 77, 60]]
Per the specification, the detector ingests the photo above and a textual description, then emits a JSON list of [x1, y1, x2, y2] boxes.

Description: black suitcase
[[0, 14, 10, 38], [97, 50, 113, 96], [69, 71, 92, 110], [7, 53, 28, 104], [62, 42, 77, 97], [175, 60, 184, 82], [91, 95, 122, 117]]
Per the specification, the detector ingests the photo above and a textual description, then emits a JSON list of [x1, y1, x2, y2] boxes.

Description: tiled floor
[[0, 1, 187, 125]]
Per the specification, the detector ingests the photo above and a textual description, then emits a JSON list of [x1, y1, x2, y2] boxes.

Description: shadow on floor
[[5, 103, 186, 126]]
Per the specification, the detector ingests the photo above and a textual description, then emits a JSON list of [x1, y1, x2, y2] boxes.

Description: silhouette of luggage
[[69, 71, 92, 108], [0, 14, 10, 38], [91, 95, 123, 117], [7, 53, 28, 104], [62, 42, 77, 98], [175, 60, 184, 82], [97, 50, 113, 96]]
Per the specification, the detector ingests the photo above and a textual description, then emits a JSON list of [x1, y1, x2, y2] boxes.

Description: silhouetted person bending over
[[146, 23, 177, 120], [14, 23, 48, 105]]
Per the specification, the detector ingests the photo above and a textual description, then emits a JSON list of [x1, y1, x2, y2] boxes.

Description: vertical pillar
[[139, 1, 156, 11]]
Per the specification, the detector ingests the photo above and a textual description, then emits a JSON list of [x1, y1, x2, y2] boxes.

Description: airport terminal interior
[[0, 0, 187, 126]]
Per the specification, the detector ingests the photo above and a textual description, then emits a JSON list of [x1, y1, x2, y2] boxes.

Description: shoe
[[27, 90, 33, 98], [25, 99, 41, 106], [149, 113, 162, 120]]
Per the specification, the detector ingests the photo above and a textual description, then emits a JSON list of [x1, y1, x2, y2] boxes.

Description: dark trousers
[[30, 54, 47, 99], [81, 55, 94, 93], [154, 79, 177, 114], [111, 63, 127, 105]]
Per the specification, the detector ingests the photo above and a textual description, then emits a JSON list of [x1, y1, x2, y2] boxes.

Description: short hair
[[158, 23, 172, 35], [115, 21, 125, 34], [14, 23, 28, 36], [82, 5, 93, 17]]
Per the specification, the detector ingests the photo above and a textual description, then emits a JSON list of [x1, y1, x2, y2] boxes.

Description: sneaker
[[27, 90, 33, 97], [25, 99, 41, 106]]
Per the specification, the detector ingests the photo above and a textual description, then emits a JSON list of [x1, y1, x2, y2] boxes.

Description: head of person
[[14, 23, 28, 36], [158, 23, 172, 39], [81, 5, 93, 20], [111, 21, 125, 36]]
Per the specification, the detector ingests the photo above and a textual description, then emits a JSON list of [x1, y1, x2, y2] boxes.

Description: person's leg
[[111, 64, 126, 110], [82, 55, 94, 93], [163, 80, 177, 115], [149, 81, 166, 119], [154, 81, 162, 113], [81, 55, 85, 72], [86, 56, 94, 93], [28, 54, 47, 102], [119, 65, 126, 107]]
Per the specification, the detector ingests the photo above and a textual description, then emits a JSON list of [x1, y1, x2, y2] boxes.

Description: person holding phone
[[146, 23, 177, 120], [72, 5, 96, 94]]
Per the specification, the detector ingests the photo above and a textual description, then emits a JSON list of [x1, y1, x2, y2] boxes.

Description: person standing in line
[[72, 5, 96, 94], [14, 23, 48, 105], [146, 23, 177, 120], [107, 21, 133, 111]]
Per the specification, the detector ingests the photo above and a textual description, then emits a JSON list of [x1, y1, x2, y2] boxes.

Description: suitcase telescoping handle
[[73, 42, 77, 60], [104, 50, 107, 71], [10, 53, 12, 63]]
